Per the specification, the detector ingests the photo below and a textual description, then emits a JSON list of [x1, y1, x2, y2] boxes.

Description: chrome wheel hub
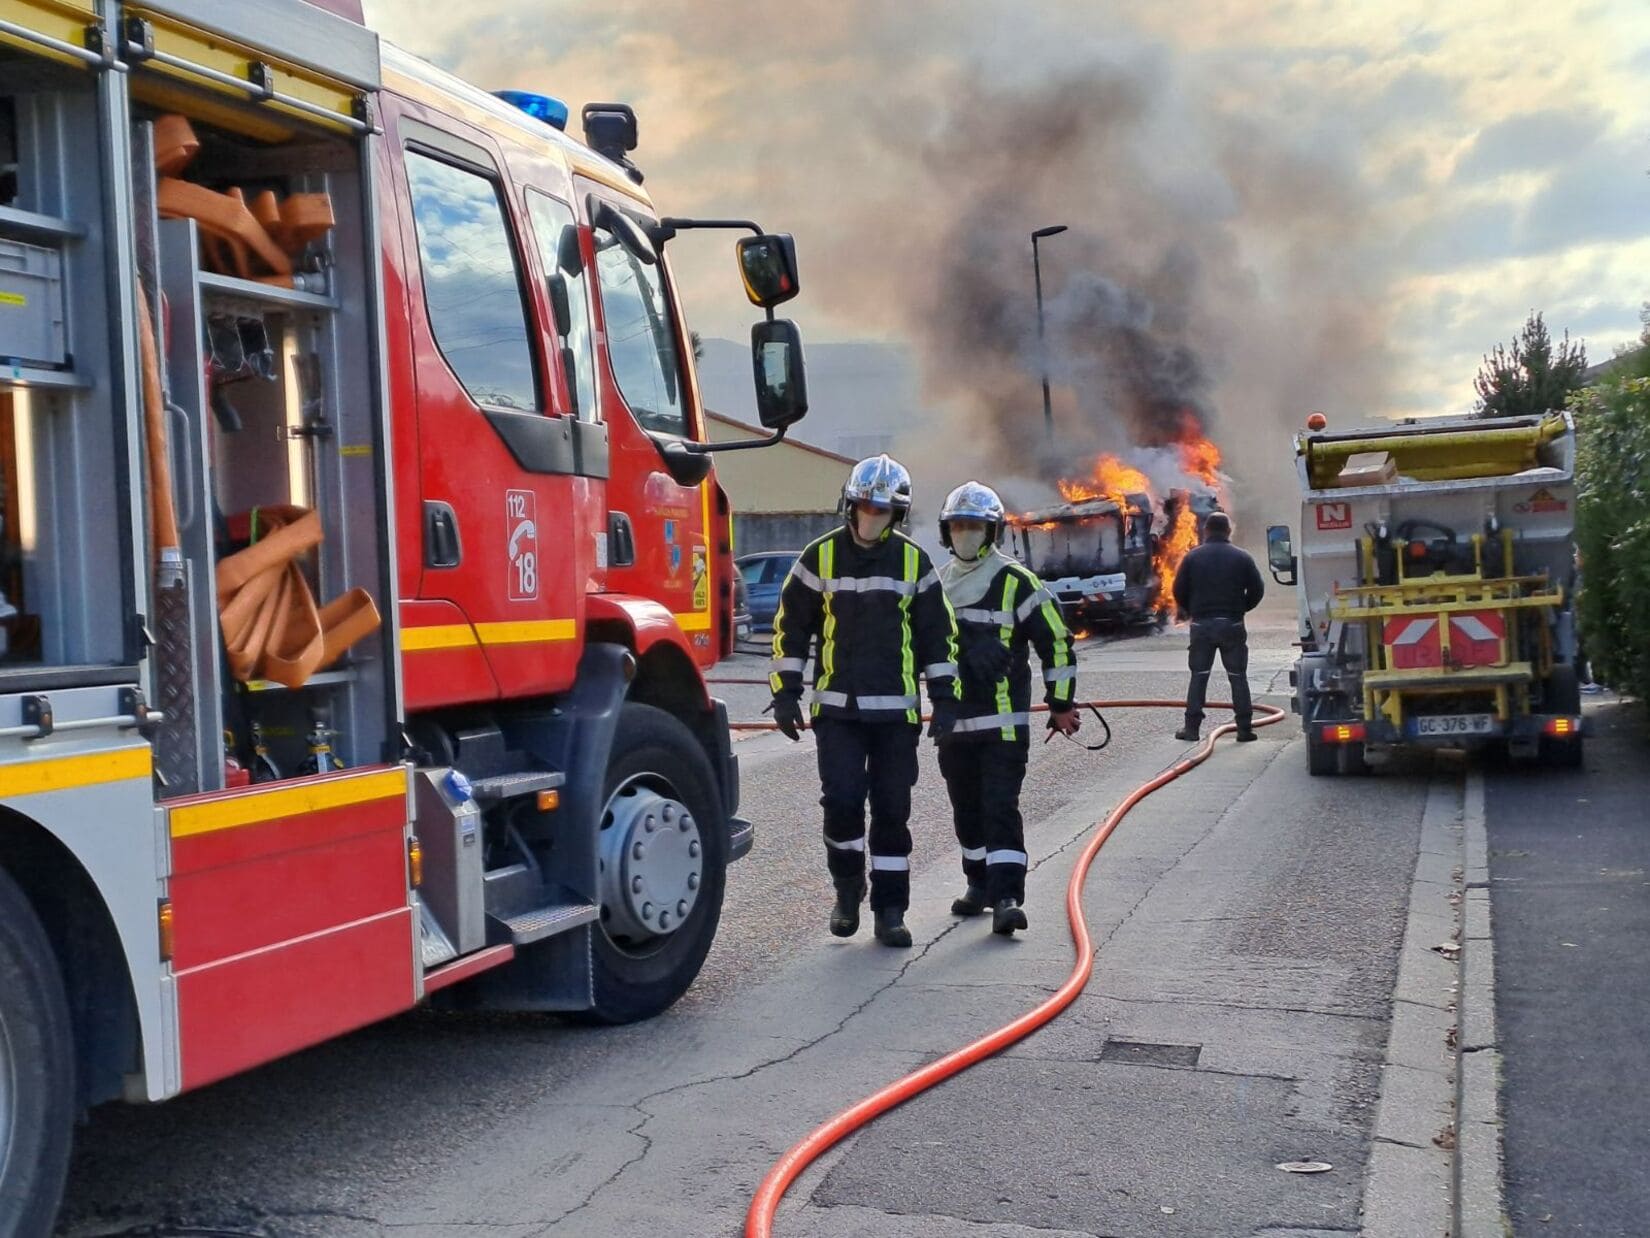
[[598, 778, 704, 944]]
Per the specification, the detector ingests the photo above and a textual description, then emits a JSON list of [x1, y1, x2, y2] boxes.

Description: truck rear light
[[1543, 716, 1579, 737], [1320, 722, 1365, 743], [408, 837, 424, 888], [537, 788, 560, 812], [157, 898, 175, 963]]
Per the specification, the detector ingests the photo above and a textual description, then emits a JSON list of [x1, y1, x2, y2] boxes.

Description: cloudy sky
[[365, 0, 1650, 493]]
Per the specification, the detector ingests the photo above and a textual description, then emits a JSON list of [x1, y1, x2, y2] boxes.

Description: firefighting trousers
[[814, 717, 920, 913], [1184, 617, 1252, 730], [937, 739, 1030, 904]]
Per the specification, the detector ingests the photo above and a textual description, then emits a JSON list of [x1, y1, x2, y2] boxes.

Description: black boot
[[873, 906, 912, 948], [830, 882, 865, 938], [950, 884, 989, 916], [1174, 724, 1200, 741], [992, 899, 1028, 936], [1234, 727, 1258, 742]]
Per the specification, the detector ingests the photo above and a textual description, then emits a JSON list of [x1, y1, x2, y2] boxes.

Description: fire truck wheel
[[0, 865, 76, 1236], [584, 703, 728, 1024]]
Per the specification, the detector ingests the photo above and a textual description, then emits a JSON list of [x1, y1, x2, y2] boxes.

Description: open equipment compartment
[[0, 9, 142, 699], [125, 0, 394, 795]]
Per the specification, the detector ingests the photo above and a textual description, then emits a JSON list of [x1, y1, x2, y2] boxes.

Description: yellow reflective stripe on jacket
[[899, 541, 919, 723], [997, 572, 1019, 739], [818, 537, 837, 698], [1041, 590, 1075, 704]]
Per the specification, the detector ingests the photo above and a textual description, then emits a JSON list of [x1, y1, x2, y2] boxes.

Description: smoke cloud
[[373, 0, 1399, 520]]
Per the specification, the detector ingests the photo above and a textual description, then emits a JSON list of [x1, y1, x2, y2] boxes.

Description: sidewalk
[[1485, 699, 1650, 1236]]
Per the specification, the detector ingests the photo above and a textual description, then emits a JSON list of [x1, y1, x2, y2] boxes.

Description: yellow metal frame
[[126, 5, 364, 139], [0, 0, 99, 67], [1305, 414, 1566, 488], [1331, 533, 1564, 730]]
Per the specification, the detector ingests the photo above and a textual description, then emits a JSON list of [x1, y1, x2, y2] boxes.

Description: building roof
[[704, 410, 857, 466]]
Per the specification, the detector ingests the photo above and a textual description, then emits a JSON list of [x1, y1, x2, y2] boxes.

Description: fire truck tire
[[0, 866, 75, 1238], [584, 703, 728, 1024]]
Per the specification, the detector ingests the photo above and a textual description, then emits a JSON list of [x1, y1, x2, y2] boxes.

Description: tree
[[1473, 311, 1588, 418], [690, 329, 705, 362]]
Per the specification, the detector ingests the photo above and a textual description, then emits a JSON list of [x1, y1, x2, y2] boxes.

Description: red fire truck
[[0, 1, 810, 1228]]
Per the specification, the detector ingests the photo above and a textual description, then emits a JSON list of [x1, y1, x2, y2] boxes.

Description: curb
[[1456, 771, 1507, 1237], [1360, 774, 1462, 1237]]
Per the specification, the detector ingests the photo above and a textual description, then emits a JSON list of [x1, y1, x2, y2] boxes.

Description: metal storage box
[[0, 238, 66, 368]]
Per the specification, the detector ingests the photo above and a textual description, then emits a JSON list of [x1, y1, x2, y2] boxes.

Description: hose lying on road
[[743, 698, 1288, 1238]]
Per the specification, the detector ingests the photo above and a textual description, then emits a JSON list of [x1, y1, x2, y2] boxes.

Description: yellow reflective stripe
[[171, 768, 407, 838], [899, 543, 919, 722], [1043, 598, 1075, 702], [939, 588, 962, 699], [0, 745, 151, 799], [819, 539, 837, 695], [674, 610, 712, 633], [474, 619, 577, 645], [402, 624, 479, 651], [997, 573, 1019, 738]]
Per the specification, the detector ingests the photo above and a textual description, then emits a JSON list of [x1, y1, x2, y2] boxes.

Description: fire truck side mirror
[[751, 318, 808, 430], [1266, 524, 1297, 586], [594, 201, 657, 265], [736, 233, 800, 308]]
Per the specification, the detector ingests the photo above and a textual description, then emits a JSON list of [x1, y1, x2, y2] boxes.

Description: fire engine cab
[[0, 1, 810, 1228]]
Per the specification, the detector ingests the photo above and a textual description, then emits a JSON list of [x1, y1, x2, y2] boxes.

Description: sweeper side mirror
[[1266, 524, 1297, 586]]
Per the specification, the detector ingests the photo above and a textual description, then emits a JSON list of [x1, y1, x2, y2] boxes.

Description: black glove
[[961, 636, 1011, 693], [770, 694, 804, 741], [927, 696, 958, 743]]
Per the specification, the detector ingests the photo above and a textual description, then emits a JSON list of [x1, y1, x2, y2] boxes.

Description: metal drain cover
[[1098, 1039, 1202, 1068]]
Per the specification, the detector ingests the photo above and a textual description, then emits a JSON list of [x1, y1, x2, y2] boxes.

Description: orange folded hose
[[216, 505, 381, 688], [745, 699, 1287, 1237]]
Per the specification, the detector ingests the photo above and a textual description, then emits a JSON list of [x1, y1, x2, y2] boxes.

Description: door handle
[[608, 511, 636, 567], [424, 501, 461, 568]]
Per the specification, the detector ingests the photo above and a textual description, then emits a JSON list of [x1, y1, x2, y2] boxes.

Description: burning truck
[[1006, 441, 1225, 630]]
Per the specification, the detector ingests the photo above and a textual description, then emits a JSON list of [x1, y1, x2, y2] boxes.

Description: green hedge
[[1573, 374, 1650, 704]]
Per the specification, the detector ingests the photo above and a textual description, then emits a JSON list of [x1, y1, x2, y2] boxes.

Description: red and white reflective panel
[[1384, 616, 1440, 669], [1448, 611, 1504, 668]]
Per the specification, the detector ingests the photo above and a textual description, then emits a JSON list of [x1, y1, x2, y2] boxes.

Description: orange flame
[[1176, 435, 1223, 489], [1054, 455, 1152, 509], [1152, 501, 1201, 614]]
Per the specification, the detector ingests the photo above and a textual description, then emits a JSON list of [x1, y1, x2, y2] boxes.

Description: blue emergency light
[[494, 90, 569, 131]]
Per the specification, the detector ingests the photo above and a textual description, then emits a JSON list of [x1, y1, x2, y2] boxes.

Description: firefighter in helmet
[[769, 455, 961, 947], [936, 481, 1080, 935]]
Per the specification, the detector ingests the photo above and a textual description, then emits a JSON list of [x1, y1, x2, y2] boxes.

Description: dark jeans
[[938, 739, 1030, 903], [814, 717, 920, 912], [1185, 617, 1251, 730]]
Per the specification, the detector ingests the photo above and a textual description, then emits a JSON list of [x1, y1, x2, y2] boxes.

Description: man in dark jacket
[[1171, 511, 1264, 742], [769, 455, 961, 947], [935, 482, 1079, 936]]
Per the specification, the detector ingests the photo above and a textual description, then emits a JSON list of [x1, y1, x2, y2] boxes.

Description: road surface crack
[[524, 916, 972, 1231]]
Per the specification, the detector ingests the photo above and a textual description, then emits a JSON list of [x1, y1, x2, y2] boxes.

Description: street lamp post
[[1031, 224, 1068, 441]]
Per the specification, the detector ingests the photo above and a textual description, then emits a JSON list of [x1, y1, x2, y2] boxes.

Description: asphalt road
[[1487, 699, 1650, 1237], [58, 599, 1438, 1237]]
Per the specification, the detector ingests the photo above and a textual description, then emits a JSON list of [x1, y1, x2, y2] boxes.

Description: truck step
[[416, 893, 458, 969], [469, 769, 565, 805], [491, 895, 599, 946]]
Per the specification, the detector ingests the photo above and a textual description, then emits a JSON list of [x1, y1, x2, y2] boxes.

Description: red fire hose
[[742, 697, 1288, 1237]]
